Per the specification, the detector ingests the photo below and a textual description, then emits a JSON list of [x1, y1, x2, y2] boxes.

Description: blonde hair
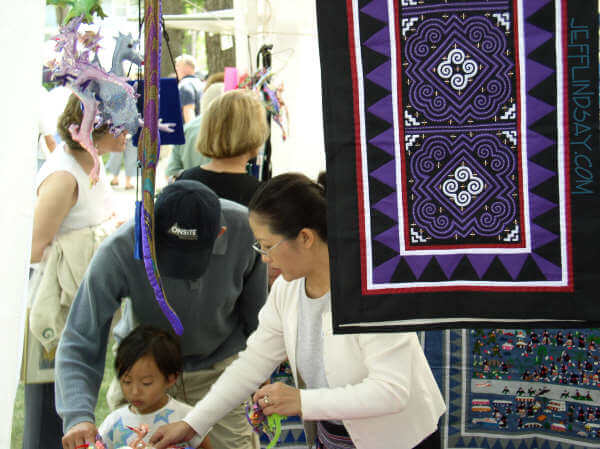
[[197, 89, 269, 159]]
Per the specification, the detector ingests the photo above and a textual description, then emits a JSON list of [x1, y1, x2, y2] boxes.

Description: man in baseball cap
[[56, 180, 266, 449], [155, 180, 223, 279]]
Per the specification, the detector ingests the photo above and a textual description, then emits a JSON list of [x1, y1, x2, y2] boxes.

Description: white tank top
[[36, 145, 115, 235]]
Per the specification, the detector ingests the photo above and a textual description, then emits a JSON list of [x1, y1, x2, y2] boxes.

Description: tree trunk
[[160, 0, 186, 77], [54, 5, 68, 26], [205, 0, 235, 74]]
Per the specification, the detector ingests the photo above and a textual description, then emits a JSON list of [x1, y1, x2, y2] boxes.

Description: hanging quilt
[[424, 327, 600, 448], [316, 0, 600, 332]]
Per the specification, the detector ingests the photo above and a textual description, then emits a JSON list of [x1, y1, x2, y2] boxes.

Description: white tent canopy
[[0, 1, 324, 446], [158, 10, 235, 34]]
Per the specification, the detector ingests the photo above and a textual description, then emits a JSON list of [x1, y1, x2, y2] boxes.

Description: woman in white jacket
[[151, 173, 446, 449]]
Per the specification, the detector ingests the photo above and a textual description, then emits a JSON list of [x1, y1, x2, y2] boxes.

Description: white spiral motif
[[462, 59, 477, 76], [442, 178, 459, 195], [450, 73, 467, 91], [437, 63, 453, 78], [454, 166, 472, 182], [467, 176, 484, 195], [437, 48, 479, 92], [448, 48, 465, 64], [442, 165, 485, 207], [455, 191, 471, 207]]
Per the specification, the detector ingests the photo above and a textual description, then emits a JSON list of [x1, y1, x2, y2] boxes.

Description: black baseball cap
[[155, 180, 221, 280]]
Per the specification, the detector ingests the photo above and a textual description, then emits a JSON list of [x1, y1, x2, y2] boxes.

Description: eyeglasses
[[252, 238, 286, 257]]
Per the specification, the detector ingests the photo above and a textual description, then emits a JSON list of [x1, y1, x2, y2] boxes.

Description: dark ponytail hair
[[115, 325, 183, 380], [249, 173, 327, 242]]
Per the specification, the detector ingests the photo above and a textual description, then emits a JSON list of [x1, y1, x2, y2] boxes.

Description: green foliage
[[183, 0, 206, 13], [47, 0, 107, 24], [11, 337, 116, 449]]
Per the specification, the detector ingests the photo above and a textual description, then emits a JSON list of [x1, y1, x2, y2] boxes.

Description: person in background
[[98, 325, 208, 449], [149, 173, 446, 449], [177, 89, 269, 207], [56, 180, 266, 449], [165, 78, 225, 182], [175, 54, 203, 123], [24, 93, 127, 449], [31, 94, 125, 265], [106, 138, 137, 189]]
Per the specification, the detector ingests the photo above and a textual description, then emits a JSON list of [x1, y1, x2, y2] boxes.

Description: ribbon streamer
[[139, 0, 183, 335]]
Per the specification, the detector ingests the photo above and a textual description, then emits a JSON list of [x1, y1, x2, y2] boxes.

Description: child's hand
[[61, 421, 98, 449]]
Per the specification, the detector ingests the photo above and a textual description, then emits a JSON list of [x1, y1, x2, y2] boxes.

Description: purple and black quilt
[[316, 0, 600, 332]]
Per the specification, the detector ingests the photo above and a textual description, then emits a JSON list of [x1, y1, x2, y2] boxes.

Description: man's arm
[[179, 83, 197, 124], [237, 252, 268, 336], [165, 144, 184, 179], [182, 104, 195, 124], [55, 239, 128, 433]]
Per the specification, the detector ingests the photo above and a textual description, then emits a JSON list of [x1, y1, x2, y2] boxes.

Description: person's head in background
[[174, 54, 197, 79], [200, 82, 224, 115], [115, 325, 183, 414], [57, 94, 127, 154], [203, 72, 225, 91], [248, 173, 327, 283], [198, 89, 269, 163]]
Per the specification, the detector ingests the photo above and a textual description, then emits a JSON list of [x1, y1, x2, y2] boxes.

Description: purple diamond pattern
[[360, 0, 565, 286]]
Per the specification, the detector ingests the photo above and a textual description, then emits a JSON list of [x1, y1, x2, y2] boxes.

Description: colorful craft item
[[50, 16, 140, 184], [137, 0, 183, 335], [114, 424, 196, 448], [245, 400, 286, 449], [74, 433, 107, 448], [223, 66, 239, 91], [127, 424, 149, 448], [50, 14, 174, 185], [238, 67, 288, 140]]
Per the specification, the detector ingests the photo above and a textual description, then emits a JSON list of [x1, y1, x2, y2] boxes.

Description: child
[[98, 325, 204, 449]]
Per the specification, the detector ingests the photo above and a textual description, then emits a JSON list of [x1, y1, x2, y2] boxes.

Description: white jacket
[[185, 277, 446, 449], [29, 220, 117, 354]]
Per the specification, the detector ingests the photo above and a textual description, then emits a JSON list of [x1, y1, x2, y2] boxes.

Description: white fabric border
[[0, 0, 44, 446]]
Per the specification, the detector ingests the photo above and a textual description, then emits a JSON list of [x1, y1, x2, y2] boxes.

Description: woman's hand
[[149, 420, 199, 449], [253, 382, 302, 417], [61, 421, 97, 449]]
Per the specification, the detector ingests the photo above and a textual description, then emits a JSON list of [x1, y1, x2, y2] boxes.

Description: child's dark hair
[[115, 325, 183, 380], [248, 173, 327, 242]]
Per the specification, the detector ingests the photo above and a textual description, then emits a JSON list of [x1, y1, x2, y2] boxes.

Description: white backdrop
[[0, 0, 44, 446], [245, 0, 325, 179]]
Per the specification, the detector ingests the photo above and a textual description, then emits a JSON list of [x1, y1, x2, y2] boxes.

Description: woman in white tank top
[[24, 94, 130, 449], [31, 94, 128, 263]]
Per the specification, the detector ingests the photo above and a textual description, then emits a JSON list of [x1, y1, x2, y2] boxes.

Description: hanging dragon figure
[[49, 0, 184, 335], [50, 16, 174, 184], [50, 16, 141, 183]]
